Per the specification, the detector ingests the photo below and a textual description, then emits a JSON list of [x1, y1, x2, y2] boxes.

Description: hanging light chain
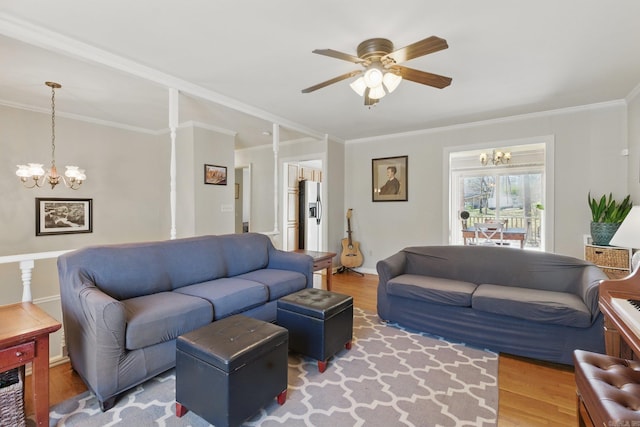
[[50, 82, 56, 167]]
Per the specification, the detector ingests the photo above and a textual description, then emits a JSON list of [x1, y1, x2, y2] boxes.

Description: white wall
[[235, 144, 277, 234], [1, 106, 171, 256], [325, 138, 346, 257], [193, 126, 235, 235], [344, 102, 629, 271], [0, 104, 172, 360], [175, 124, 236, 237], [628, 88, 640, 201]]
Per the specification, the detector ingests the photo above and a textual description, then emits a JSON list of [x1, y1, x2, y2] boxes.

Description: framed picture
[[372, 155, 408, 202], [36, 198, 93, 236], [204, 164, 227, 185]]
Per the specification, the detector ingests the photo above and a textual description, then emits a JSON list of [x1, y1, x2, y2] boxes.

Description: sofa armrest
[[267, 249, 314, 288], [68, 284, 127, 398], [576, 266, 608, 322], [376, 251, 407, 287]]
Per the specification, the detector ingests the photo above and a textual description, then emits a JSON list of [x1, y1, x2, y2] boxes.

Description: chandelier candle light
[[16, 82, 86, 190], [480, 149, 511, 166]]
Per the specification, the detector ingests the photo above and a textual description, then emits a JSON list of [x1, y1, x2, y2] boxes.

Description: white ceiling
[[2, 1, 640, 149]]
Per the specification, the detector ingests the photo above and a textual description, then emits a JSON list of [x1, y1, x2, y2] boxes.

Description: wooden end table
[[0, 303, 61, 426], [294, 250, 337, 291]]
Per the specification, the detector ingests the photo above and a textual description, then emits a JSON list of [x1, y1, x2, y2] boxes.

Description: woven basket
[[0, 368, 26, 427], [585, 245, 630, 269]]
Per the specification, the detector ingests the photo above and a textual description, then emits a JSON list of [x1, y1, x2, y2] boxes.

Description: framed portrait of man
[[372, 155, 408, 202]]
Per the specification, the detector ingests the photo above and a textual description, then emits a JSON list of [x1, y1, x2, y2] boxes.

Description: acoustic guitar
[[340, 209, 364, 268]]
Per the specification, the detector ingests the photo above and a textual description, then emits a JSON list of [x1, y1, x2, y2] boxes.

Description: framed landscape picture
[[204, 164, 227, 185], [372, 155, 408, 202], [36, 198, 93, 236]]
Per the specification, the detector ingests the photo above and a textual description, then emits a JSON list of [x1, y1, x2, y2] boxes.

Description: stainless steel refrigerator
[[298, 180, 322, 251]]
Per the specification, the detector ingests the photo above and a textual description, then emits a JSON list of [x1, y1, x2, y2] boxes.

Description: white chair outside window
[[473, 222, 505, 246]]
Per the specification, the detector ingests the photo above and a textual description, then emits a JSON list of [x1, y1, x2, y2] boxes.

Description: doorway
[[282, 159, 324, 251], [234, 165, 251, 233], [447, 139, 553, 251]]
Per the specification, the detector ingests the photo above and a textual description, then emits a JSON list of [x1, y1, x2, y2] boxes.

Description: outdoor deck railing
[[463, 215, 542, 246]]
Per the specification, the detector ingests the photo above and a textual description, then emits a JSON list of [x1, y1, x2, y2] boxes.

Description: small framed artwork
[[372, 155, 408, 202], [36, 198, 93, 236], [204, 164, 227, 185]]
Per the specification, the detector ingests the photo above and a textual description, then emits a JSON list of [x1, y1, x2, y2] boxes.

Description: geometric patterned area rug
[[43, 308, 498, 427]]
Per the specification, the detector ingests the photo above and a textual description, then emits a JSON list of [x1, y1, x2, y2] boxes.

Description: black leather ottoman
[[277, 288, 353, 372], [175, 315, 288, 427]]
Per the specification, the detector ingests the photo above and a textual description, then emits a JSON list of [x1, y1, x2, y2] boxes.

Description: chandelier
[[16, 82, 86, 190], [480, 149, 511, 166]]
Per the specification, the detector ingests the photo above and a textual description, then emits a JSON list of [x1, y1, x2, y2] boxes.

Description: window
[[448, 142, 548, 250]]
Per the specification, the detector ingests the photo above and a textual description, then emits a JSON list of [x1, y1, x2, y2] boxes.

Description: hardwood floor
[[25, 271, 576, 425]]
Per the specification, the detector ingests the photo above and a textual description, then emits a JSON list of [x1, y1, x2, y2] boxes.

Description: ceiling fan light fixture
[[363, 67, 384, 88], [383, 72, 402, 93], [349, 77, 367, 96], [368, 84, 386, 100], [302, 35, 451, 106]]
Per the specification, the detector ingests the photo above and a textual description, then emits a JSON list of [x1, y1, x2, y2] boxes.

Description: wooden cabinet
[[584, 244, 632, 279], [299, 167, 322, 182], [0, 303, 61, 426]]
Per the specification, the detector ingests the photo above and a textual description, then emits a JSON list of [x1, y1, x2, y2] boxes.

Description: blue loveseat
[[57, 233, 313, 410], [376, 245, 607, 365]]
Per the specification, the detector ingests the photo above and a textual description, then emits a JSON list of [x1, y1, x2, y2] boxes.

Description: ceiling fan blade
[[312, 49, 368, 64], [301, 70, 362, 93], [383, 36, 448, 64], [392, 65, 452, 89]]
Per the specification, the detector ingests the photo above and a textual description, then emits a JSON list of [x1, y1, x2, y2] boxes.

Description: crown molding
[[627, 82, 640, 103], [0, 98, 159, 135], [346, 99, 627, 144], [0, 13, 326, 141], [235, 136, 324, 153], [178, 120, 237, 137]]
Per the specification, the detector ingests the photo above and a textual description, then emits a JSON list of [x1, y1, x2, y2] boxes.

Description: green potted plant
[[588, 192, 632, 245]]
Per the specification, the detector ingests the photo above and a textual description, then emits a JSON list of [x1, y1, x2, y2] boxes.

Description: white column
[[169, 88, 179, 240], [19, 259, 34, 302], [272, 123, 280, 234]]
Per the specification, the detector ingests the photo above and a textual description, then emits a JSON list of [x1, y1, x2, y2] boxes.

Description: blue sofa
[[57, 233, 313, 410], [376, 245, 606, 365]]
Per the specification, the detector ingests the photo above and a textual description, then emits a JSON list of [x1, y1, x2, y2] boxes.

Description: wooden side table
[[0, 303, 61, 427], [294, 250, 337, 291]]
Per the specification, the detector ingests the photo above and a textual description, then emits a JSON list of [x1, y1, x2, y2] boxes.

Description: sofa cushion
[[77, 244, 173, 300], [174, 278, 269, 320], [218, 233, 270, 277], [235, 269, 307, 300], [122, 291, 213, 350], [402, 246, 597, 293], [472, 283, 592, 327], [386, 274, 477, 307], [161, 236, 227, 289]]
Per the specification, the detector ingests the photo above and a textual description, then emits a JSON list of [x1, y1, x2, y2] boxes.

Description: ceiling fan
[[302, 36, 452, 106]]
